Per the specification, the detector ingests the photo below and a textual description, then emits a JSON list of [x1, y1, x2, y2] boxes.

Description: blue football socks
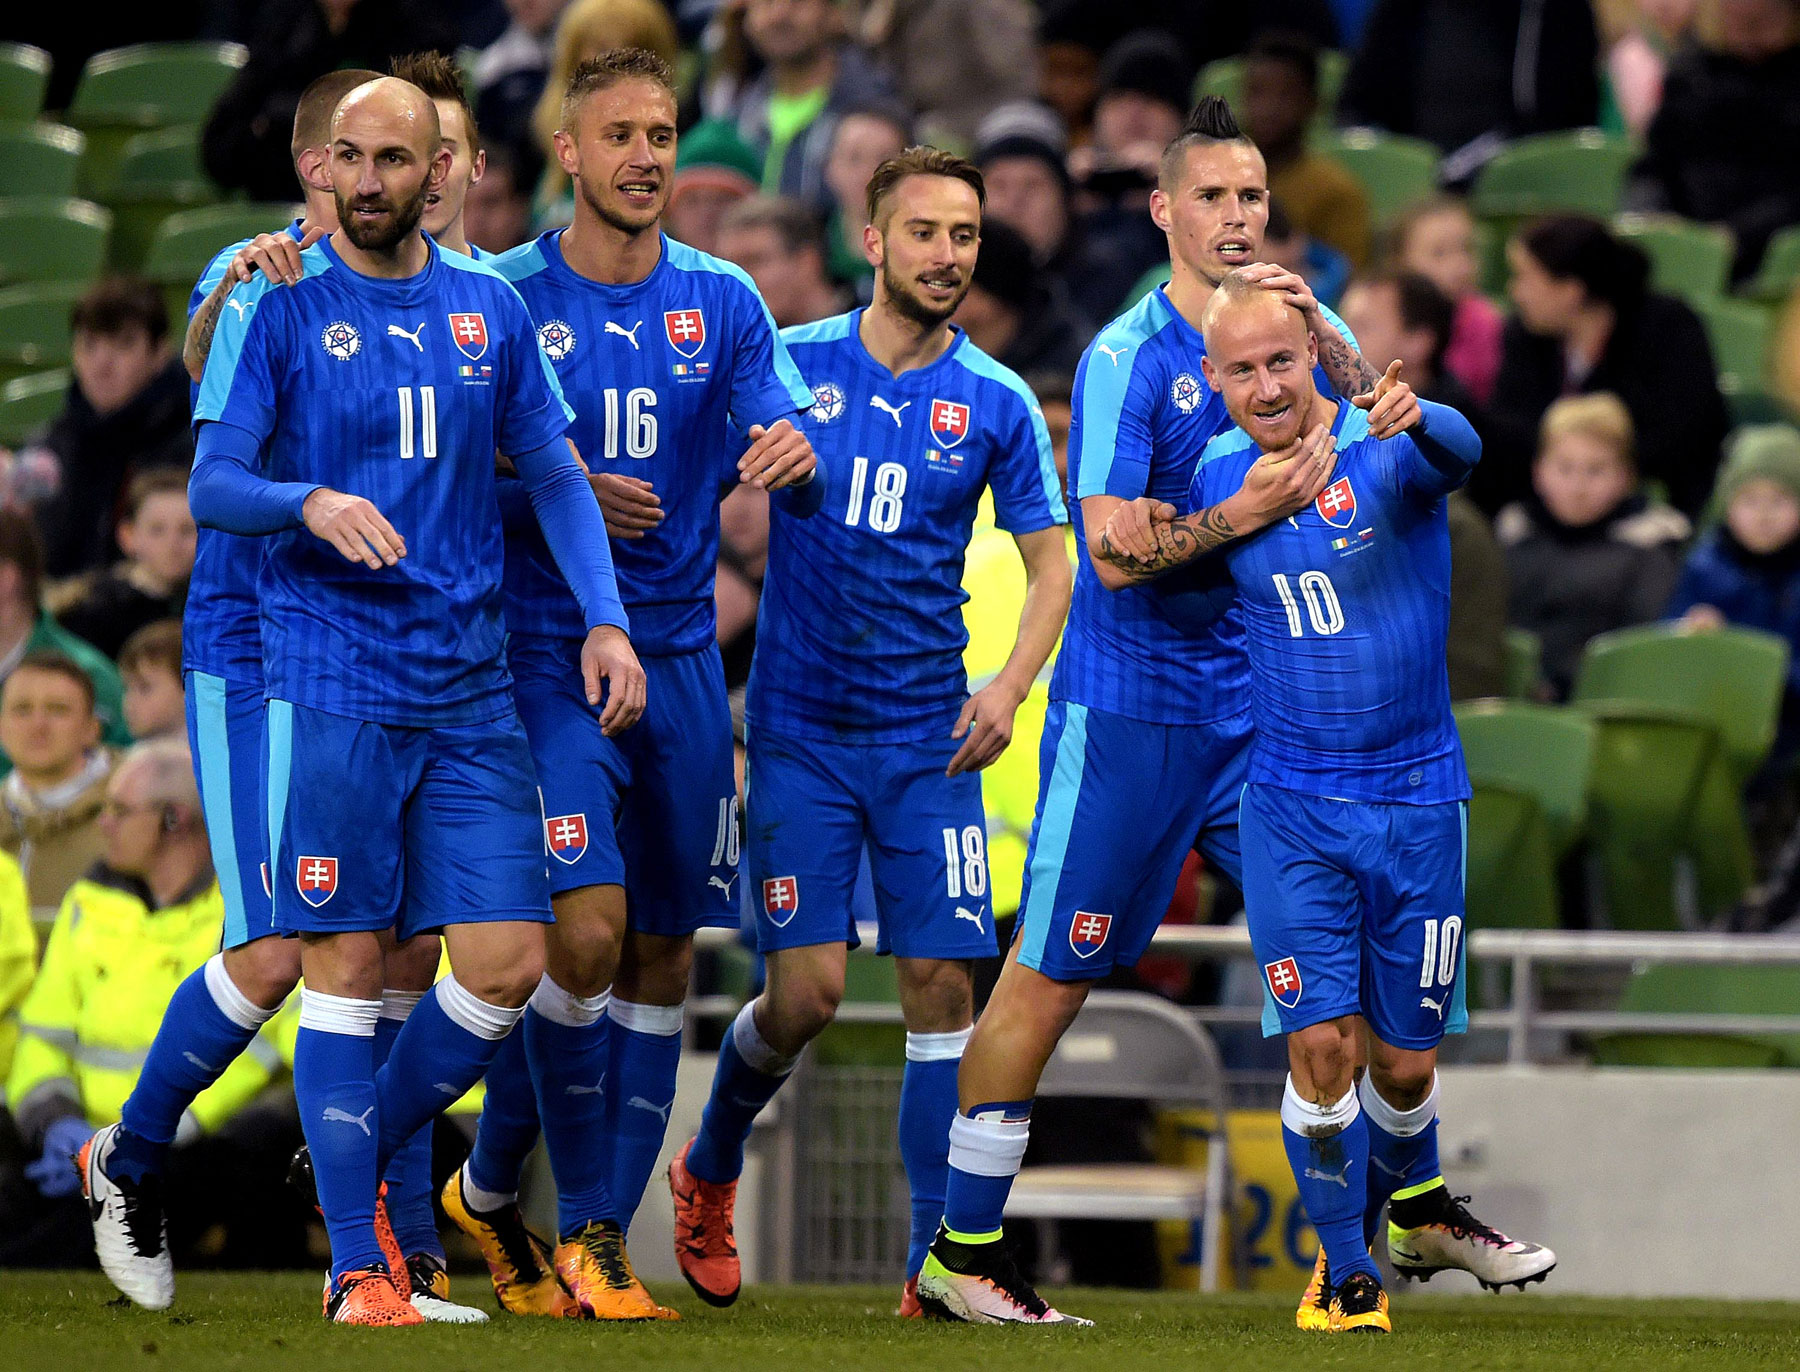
[[899, 1028, 968, 1277], [1281, 1076, 1379, 1284], [686, 1000, 798, 1186]]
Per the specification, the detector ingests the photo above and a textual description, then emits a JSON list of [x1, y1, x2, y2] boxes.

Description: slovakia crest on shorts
[[929, 398, 970, 449], [1069, 910, 1112, 958], [1315, 477, 1356, 529], [1264, 957, 1303, 1009], [763, 875, 799, 927], [664, 308, 706, 358], [546, 813, 588, 865], [297, 856, 338, 907], [448, 312, 488, 361]]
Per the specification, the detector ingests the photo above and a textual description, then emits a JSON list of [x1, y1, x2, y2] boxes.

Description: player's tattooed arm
[[1095, 502, 1239, 584], [1238, 261, 1379, 396], [182, 275, 233, 382], [184, 227, 322, 382]]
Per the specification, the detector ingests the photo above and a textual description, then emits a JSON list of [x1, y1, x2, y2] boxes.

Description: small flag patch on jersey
[[1264, 957, 1303, 1009], [925, 448, 964, 470], [763, 876, 799, 927], [1332, 536, 1350, 550], [672, 363, 688, 375]]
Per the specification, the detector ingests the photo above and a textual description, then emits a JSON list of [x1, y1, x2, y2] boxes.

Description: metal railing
[[690, 924, 1800, 1065]]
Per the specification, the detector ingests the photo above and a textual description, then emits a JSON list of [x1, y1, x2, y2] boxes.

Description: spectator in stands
[[1488, 215, 1728, 517], [0, 514, 125, 756], [820, 104, 909, 299], [1034, 0, 1105, 150], [532, 0, 682, 227], [1447, 492, 1510, 700], [1262, 200, 1351, 309], [1242, 30, 1371, 270], [1604, 0, 1699, 137], [1388, 196, 1504, 406], [476, 0, 571, 161], [117, 622, 186, 744], [1626, 0, 1800, 281], [715, 196, 851, 328], [1339, 0, 1600, 177], [975, 104, 1144, 328], [856, 0, 1037, 146], [731, 0, 900, 212], [1338, 269, 1485, 423], [954, 218, 1090, 377], [1498, 393, 1690, 699], [464, 141, 540, 254], [3, 740, 289, 1268], [666, 119, 764, 257], [0, 653, 115, 910], [201, 0, 461, 200], [52, 472, 193, 662], [32, 279, 190, 581], [0, 847, 30, 1087]]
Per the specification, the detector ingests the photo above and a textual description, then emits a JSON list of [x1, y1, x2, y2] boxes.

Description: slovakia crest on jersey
[[762, 875, 799, 927], [546, 813, 588, 865], [297, 855, 338, 907], [1316, 477, 1356, 529], [448, 312, 489, 360], [929, 398, 971, 449], [1069, 910, 1112, 959], [1264, 957, 1303, 1009], [664, 308, 706, 358]]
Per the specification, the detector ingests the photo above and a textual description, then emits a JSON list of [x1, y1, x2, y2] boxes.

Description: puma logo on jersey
[[225, 298, 249, 320], [870, 395, 911, 426], [387, 322, 426, 351], [627, 1095, 672, 1125], [955, 904, 987, 933], [1095, 343, 1129, 365], [605, 319, 644, 349], [1420, 993, 1449, 1020], [323, 1105, 375, 1135]]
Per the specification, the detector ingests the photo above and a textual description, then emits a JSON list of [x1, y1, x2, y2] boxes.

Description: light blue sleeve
[[1073, 342, 1159, 502], [193, 277, 283, 442]]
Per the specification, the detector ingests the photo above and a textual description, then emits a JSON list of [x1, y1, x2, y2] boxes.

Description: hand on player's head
[[1238, 260, 1318, 318], [1352, 359, 1422, 439]]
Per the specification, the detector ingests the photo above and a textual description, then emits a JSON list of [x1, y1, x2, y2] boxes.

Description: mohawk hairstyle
[[391, 50, 482, 155], [1158, 95, 1256, 190], [560, 47, 677, 132]]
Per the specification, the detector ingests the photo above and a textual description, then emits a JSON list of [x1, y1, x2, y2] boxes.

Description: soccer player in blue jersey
[[442, 49, 817, 1322], [917, 98, 1356, 1327], [667, 147, 1072, 1315], [80, 63, 506, 1324], [184, 76, 640, 1326], [1170, 275, 1553, 1332]]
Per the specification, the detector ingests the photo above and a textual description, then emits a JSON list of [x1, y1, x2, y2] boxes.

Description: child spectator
[[1498, 393, 1690, 699], [52, 471, 194, 661], [1669, 423, 1800, 764], [118, 621, 186, 742], [1389, 197, 1504, 408]]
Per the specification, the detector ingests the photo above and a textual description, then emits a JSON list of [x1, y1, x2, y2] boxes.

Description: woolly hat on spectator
[[1716, 424, 1800, 510], [673, 119, 762, 200], [1096, 29, 1193, 115], [970, 217, 1037, 312], [974, 102, 1072, 194]]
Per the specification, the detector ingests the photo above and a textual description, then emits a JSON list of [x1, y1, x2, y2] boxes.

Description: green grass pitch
[[5, 1274, 1800, 1371]]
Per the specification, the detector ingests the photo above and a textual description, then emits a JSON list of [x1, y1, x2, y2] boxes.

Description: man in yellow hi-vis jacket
[[7, 740, 282, 1227], [0, 847, 35, 1086]]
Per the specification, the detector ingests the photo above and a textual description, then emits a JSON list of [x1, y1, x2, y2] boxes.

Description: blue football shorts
[[186, 671, 273, 950]]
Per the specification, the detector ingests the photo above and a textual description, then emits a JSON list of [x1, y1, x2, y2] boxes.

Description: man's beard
[[881, 258, 968, 328], [337, 179, 430, 252], [577, 175, 663, 237]]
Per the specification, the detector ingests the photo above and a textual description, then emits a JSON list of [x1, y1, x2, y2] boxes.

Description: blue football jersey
[[193, 235, 575, 727], [491, 230, 812, 649], [1189, 401, 1472, 805], [748, 311, 1067, 743], [1052, 287, 1353, 726]]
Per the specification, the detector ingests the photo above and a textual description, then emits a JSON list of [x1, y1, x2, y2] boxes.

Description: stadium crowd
[[1, 0, 1799, 1288]]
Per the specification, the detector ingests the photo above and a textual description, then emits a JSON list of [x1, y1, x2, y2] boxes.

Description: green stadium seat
[[1589, 962, 1800, 1068], [1614, 214, 1734, 304], [1456, 700, 1593, 849], [1505, 627, 1542, 700], [1463, 783, 1560, 942], [0, 368, 68, 446], [0, 196, 110, 285], [0, 44, 51, 121], [1572, 624, 1788, 785], [103, 125, 216, 271], [66, 42, 246, 199], [1740, 224, 1800, 305], [0, 122, 85, 198], [142, 201, 302, 321], [1469, 129, 1635, 220], [0, 281, 83, 386], [1321, 128, 1438, 225], [1696, 296, 1776, 400]]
